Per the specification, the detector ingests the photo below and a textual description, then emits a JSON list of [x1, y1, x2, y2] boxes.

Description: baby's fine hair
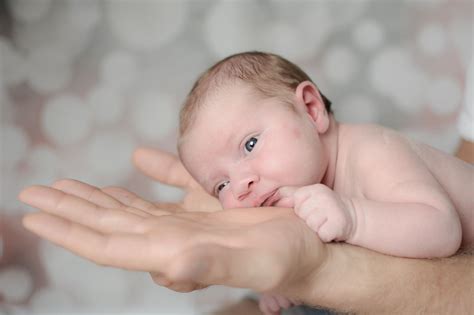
[[179, 51, 332, 138]]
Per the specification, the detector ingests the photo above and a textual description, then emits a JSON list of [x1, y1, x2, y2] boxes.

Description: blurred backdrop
[[0, 0, 472, 314]]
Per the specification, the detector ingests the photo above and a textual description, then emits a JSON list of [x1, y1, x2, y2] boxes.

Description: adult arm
[[307, 243, 473, 314]]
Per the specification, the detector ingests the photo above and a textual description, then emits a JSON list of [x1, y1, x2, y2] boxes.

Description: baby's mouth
[[261, 190, 280, 207]]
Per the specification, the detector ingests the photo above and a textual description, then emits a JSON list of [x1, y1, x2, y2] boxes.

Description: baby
[[177, 52, 474, 314]]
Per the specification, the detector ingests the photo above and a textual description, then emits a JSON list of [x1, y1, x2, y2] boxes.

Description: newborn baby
[[177, 52, 474, 314]]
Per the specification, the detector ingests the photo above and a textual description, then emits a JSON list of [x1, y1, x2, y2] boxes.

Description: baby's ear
[[294, 81, 329, 133]]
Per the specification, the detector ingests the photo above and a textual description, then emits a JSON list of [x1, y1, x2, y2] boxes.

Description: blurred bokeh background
[[0, 0, 472, 314]]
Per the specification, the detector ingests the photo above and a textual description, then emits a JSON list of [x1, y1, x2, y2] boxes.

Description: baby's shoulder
[[340, 123, 410, 150], [338, 123, 419, 171]]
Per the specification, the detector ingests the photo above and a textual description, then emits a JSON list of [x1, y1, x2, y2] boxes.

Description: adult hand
[[19, 149, 328, 300], [132, 148, 222, 213]]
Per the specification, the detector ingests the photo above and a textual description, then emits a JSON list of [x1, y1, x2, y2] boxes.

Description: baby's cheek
[[292, 127, 303, 139], [220, 192, 240, 209]]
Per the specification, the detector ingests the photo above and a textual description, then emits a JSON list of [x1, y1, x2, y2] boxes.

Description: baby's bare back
[[335, 124, 474, 249]]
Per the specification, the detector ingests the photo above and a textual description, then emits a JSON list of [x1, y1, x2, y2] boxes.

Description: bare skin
[[456, 139, 474, 164], [180, 81, 473, 257], [19, 148, 473, 314], [178, 81, 473, 313]]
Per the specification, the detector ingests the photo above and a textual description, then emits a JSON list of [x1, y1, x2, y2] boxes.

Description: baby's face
[[180, 82, 329, 209]]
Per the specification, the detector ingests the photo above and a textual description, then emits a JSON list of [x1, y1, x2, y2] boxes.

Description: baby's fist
[[282, 184, 355, 242]]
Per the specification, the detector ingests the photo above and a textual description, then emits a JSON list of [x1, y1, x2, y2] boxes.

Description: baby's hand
[[259, 293, 295, 315], [277, 184, 355, 242]]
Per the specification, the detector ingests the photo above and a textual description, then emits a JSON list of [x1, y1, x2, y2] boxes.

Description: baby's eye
[[215, 180, 229, 195], [244, 137, 258, 153]]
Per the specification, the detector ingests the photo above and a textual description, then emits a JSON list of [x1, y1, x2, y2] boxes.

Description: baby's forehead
[[178, 132, 224, 189], [204, 81, 263, 108]]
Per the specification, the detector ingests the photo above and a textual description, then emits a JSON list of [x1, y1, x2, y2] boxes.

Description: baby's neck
[[320, 116, 339, 189]]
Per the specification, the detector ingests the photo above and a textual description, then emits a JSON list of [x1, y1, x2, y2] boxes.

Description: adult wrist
[[300, 243, 381, 313]]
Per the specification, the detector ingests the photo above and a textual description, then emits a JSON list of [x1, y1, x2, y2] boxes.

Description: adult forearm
[[303, 244, 473, 314]]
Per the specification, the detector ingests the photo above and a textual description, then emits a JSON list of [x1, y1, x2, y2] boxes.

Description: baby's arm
[[344, 130, 462, 258]]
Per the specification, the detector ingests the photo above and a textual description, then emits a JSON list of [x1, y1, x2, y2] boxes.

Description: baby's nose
[[231, 174, 258, 200]]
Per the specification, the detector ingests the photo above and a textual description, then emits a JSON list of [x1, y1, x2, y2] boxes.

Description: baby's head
[[178, 51, 334, 209]]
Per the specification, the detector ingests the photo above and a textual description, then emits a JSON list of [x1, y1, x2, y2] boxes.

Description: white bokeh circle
[[263, 2, 333, 60], [327, 0, 370, 30], [352, 19, 385, 51], [260, 22, 306, 61], [0, 39, 27, 86], [26, 47, 73, 94], [322, 46, 359, 85], [8, 0, 52, 23], [426, 76, 462, 115], [417, 23, 447, 57], [87, 85, 125, 125], [402, 125, 459, 154], [41, 94, 92, 146], [24, 145, 60, 186], [131, 92, 179, 141], [0, 266, 33, 303], [204, 1, 266, 58], [449, 19, 472, 68], [1, 124, 29, 169], [14, 0, 99, 62], [106, 0, 187, 51], [369, 47, 427, 114], [84, 130, 135, 182], [336, 95, 380, 123], [99, 51, 140, 89], [30, 288, 77, 312], [40, 242, 133, 309]]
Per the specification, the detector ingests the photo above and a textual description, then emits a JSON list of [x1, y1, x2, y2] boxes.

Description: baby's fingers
[[275, 295, 292, 309], [259, 295, 281, 315], [275, 186, 298, 207]]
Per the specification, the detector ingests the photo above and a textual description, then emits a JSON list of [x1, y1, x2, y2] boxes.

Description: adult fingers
[[52, 179, 123, 208], [132, 147, 201, 190], [52, 179, 153, 218], [182, 190, 222, 212], [22, 212, 163, 271], [19, 186, 148, 234], [101, 186, 171, 216]]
